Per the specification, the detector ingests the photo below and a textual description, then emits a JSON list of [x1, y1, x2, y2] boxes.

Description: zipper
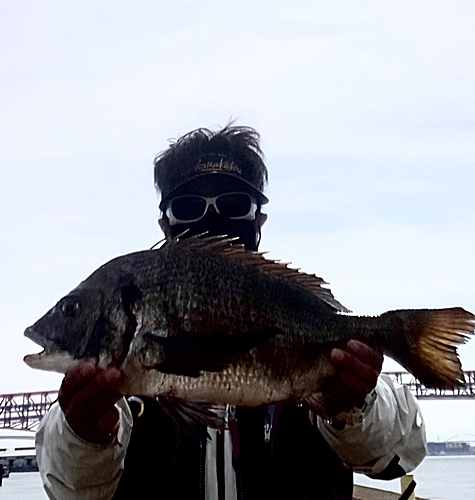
[[229, 405, 244, 500], [217, 429, 225, 500], [264, 404, 276, 443], [198, 438, 205, 500]]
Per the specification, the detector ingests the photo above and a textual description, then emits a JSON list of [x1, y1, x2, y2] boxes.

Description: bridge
[[384, 370, 475, 399], [0, 391, 58, 432], [1, 371, 474, 432]]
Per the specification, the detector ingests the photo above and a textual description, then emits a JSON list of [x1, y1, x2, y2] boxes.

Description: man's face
[[160, 176, 265, 251]]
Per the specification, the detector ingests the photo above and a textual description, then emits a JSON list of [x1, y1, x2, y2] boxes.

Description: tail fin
[[383, 307, 474, 388]]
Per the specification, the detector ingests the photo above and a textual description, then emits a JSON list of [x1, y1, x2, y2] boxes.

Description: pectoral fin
[[143, 326, 281, 376]]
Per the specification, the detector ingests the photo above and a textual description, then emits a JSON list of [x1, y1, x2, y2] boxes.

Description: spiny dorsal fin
[[166, 234, 350, 313]]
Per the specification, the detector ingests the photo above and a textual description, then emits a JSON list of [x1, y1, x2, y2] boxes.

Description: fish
[[24, 235, 474, 420]]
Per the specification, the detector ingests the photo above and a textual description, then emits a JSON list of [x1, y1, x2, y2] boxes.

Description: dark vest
[[112, 399, 353, 500]]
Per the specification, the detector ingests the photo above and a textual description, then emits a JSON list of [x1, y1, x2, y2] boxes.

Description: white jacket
[[36, 374, 426, 500]]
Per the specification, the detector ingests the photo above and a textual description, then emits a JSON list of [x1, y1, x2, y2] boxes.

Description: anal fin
[[157, 396, 227, 441]]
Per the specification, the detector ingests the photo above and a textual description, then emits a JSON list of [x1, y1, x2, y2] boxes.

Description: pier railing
[[0, 392, 58, 432]]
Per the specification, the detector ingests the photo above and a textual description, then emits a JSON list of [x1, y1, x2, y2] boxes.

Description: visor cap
[[154, 125, 269, 210]]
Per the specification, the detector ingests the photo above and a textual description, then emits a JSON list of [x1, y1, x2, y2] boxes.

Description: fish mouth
[[23, 327, 74, 373], [23, 326, 51, 367], [24, 325, 53, 348], [24, 327, 93, 374]]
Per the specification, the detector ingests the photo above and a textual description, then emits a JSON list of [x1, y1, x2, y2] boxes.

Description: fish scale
[[24, 235, 474, 421]]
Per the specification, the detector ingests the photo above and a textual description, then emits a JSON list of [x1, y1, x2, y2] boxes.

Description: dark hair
[[154, 124, 268, 209]]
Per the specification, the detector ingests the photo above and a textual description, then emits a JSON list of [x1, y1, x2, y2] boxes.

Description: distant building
[[0, 447, 38, 473], [427, 441, 473, 455]]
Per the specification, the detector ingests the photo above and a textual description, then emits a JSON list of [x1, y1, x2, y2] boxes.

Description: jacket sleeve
[[317, 374, 427, 477], [35, 398, 133, 500]]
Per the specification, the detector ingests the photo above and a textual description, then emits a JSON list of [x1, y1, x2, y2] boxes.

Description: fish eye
[[61, 298, 81, 318]]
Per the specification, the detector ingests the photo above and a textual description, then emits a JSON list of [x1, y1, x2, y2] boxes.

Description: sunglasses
[[165, 192, 258, 226]]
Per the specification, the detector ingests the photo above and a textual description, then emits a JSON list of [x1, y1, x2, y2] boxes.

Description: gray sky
[[1, 0, 474, 442]]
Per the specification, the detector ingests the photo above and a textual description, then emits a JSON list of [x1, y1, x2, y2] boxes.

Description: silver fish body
[[24, 236, 475, 417]]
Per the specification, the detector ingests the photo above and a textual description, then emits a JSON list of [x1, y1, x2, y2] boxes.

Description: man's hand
[[58, 362, 124, 444], [325, 340, 383, 416]]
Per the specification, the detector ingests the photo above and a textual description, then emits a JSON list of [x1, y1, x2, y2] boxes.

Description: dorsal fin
[[164, 235, 350, 313]]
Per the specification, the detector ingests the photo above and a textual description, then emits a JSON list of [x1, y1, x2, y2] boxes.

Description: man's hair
[[154, 124, 268, 207]]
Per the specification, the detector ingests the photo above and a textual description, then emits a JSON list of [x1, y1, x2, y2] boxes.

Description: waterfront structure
[[0, 371, 474, 432], [427, 441, 474, 455], [0, 447, 38, 474]]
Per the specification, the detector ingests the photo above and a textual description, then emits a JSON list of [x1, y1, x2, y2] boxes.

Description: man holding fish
[[33, 125, 428, 499]]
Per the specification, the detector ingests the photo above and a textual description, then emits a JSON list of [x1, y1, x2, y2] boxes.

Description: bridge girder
[[1, 371, 474, 431]]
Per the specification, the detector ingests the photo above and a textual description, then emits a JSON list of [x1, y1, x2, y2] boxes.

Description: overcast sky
[[1, 0, 474, 443]]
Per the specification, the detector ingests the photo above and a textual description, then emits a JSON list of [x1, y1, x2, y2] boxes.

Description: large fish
[[24, 236, 474, 418]]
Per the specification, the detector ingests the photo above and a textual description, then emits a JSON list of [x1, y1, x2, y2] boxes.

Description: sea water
[[0, 472, 46, 499], [355, 454, 475, 499], [1, 455, 475, 499]]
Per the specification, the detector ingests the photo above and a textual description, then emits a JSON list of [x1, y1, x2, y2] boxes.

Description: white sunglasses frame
[[165, 192, 258, 226]]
